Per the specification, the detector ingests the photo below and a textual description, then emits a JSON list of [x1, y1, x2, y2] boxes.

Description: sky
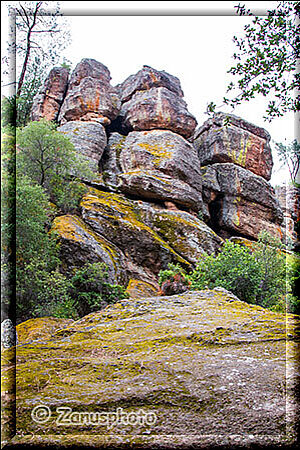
[[1, 1, 297, 186]]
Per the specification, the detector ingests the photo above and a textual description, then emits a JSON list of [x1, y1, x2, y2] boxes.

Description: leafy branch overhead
[[224, 1, 300, 121]]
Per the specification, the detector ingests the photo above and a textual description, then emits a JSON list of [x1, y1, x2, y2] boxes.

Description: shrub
[[188, 232, 295, 311], [68, 263, 129, 318], [17, 262, 129, 322], [189, 241, 261, 304]]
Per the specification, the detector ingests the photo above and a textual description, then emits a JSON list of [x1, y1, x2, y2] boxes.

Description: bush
[[31, 263, 129, 320], [68, 263, 129, 318], [188, 232, 295, 311], [189, 241, 261, 304]]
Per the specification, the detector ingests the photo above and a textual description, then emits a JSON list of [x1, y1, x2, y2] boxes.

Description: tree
[[2, 1, 71, 125], [187, 232, 292, 311], [16, 120, 93, 212], [275, 139, 300, 184], [223, 1, 300, 121]]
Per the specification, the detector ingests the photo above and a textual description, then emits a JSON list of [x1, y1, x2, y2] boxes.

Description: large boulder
[[51, 214, 128, 285], [57, 121, 107, 174], [120, 86, 197, 139], [80, 188, 191, 279], [138, 204, 223, 264], [201, 163, 283, 240], [31, 67, 69, 121], [58, 58, 121, 125], [101, 130, 204, 212], [116, 65, 184, 103], [5, 289, 298, 448], [193, 112, 273, 180]]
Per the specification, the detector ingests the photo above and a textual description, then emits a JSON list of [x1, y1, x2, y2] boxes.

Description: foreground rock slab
[[2, 289, 299, 448]]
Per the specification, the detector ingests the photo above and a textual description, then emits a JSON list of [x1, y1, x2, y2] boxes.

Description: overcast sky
[[2, 1, 297, 186]]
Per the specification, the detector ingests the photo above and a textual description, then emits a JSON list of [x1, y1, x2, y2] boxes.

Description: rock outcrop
[[29, 58, 286, 287], [2, 289, 299, 448], [31, 67, 69, 122], [193, 112, 273, 180], [116, 66, 197, 139], [102, 129, 203, 212], [193, 113, 282, 240], [201, 163, 283, 239], [58, 58, 121, 125], [57, 121, 107, 174]]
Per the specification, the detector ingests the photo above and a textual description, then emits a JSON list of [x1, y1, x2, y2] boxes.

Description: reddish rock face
[[58, 58, 121, 125], [201, 163, 283, 240], [116, 65, 184, 103], [194, 112, 273, 180], [120, 87, 197, 139], [31, 67, 69, 121], [216, 196, 284, 241]]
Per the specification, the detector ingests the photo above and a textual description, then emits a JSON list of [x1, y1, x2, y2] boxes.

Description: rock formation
[[29, 58, 289, 290], [115, 65, 197, 139], [193, 112, 273, 180], [58, 58, 120, 125], [30, 66, 69, 122], [3, 289, 299, 447], [194, 112, 283, 240]]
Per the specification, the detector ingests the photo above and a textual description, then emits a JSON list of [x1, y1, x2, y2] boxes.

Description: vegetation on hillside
[[159, 233, 300, 314]]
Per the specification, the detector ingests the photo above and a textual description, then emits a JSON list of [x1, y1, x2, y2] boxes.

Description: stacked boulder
[[31, 59, 120, 176], [31, 66, 69, 122], [103, 65, 203, 212], [30, 59, 285, 291], [193, 112, 283, 240]]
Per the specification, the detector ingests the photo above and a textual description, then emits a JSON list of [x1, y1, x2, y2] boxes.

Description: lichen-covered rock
[[31, 67, 69, 121], [120, 130, 202, 189], [116, 65, 184, 103], [138, 203, 223, 264], [101, 130, 204, 212], [16, 317, 73, 345], [58, 121, 107, 174], [6, 289, 299, 447], [193, 112, 273, 180], [120, 169, 203, 212], [58, 58, 121, 125], [214, 195, 284, 240], [120, 87, 197, 139], [51, 214, 128, 285], [201, 163, 283, 240], [201, 163, 282, 213], [126, 279, 160, 297], [81, 188, 191, 277]]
